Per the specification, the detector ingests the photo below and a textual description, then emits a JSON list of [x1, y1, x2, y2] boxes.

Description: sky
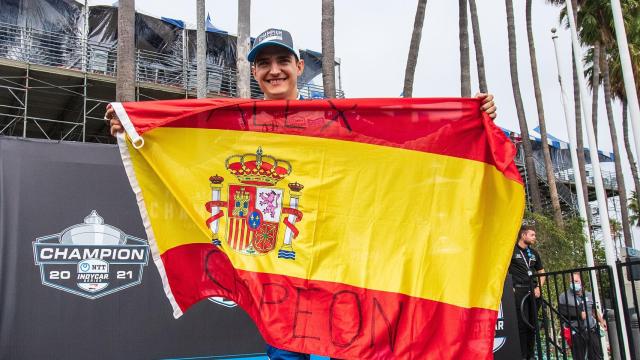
[[89, 0, 638, 243]]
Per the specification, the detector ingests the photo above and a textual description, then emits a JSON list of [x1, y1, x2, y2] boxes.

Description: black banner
[[0, 137, 265, 359]]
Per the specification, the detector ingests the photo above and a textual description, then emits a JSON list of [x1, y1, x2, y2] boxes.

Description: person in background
[[508, 225, 545, 360]]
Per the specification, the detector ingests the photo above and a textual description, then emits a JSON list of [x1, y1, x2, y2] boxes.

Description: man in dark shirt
[[508, 225, 545, 360]]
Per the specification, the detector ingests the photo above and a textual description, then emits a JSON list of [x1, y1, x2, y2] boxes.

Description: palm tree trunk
[[622, 99, 640, 195], [568, 0, 591, 227], [573, 50, 592, 226], [459, 0, 470, 97], [591, 41, 600, 143], [116, 0, 135, 102], [526, 0, 563, 226], [468, 0, 487, 93], [236, 0, 251, 98], [506, 0, 542, 212], [601, 52, 633, 247], [321, 0, 336, 98], [196, 0, 206, 98], [403, 0, 428, 98]]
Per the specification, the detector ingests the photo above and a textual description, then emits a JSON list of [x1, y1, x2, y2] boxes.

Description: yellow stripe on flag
[[128, 127, 524, 311]]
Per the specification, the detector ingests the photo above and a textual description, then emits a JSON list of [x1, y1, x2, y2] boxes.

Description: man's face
[[522, 230, 536, 245], [252, 46, 304, 100]]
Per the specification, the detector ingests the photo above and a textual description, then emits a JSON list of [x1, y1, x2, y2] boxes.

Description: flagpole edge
[[116, 133, 184, 318]]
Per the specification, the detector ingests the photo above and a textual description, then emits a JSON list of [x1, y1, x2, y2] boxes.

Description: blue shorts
[[266, 344, 310, 360]]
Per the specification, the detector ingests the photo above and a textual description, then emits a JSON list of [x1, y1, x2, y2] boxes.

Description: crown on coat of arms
[[225, 147, 292, 186]]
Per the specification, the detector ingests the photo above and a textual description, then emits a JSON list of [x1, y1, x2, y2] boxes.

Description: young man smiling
[[106, 28, 499, 359]]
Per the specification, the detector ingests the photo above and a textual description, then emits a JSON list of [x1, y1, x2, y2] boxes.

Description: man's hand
[[534, 286, 541, 298], [105, 104, 124, 136], [599, 320, 607, 330], [476, 93, 497, 120]]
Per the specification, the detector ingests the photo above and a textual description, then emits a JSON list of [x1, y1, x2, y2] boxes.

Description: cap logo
[[257, 29, 283, 43]]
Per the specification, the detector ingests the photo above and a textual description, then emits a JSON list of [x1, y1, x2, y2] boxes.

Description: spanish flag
[[113, 97, 524, 359]]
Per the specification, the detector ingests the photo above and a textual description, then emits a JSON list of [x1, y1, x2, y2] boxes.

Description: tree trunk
[[468, 0, 487, 93], [116, 0, 135, 102], [321, 0, 336, 98], [622, 99, 640, 195], [506, 0, 542, 212], [236, 0, 251, 98], [403, 0, 428, 98], [526, 0, 563, 226], [459, 0, 470, 97], [196, 0, 206, 98], [601, 52, 633, 247], [569, 0, 591, 228], [572, 53, 592, 227], [591, 41, 600, 144]]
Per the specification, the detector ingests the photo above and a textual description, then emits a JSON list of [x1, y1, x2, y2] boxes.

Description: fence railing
[[529, 266, 632, 359], [0, 21, 343, 99]]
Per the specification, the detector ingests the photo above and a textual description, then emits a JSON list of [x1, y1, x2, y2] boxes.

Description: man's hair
[[518, 224, 535, 240]]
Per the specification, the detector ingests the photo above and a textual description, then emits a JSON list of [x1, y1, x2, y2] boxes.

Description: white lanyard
[[519, 249, 532, 269]]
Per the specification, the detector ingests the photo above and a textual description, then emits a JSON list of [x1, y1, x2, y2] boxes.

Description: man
[[106, 28, 498, 359], [508, 224, 545, 360], [558, 272, 606, 360]]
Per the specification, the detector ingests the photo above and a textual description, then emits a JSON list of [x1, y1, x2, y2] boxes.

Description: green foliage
[[630, 191, 640, 226], [524, 211, 606, 271]]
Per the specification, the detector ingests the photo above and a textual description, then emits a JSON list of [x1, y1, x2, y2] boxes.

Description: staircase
[[516, 153, 577, 215]]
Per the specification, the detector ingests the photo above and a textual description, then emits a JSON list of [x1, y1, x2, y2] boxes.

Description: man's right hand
[[105, 104, 124, 136]]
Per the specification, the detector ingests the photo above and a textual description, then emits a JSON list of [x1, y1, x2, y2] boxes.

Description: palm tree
[[116, 0, 136, 102], [403, 0, 428, 97], [590, 41, 600, 140], [236, 0, 251, 98], [506, 0, 542, 212], [459, 0, 471, 97], [578, 0, 634, 246], [601, 50, 633, 247], [622, 100, 640, 195], [321, 0, 336, 98], [629, 191, 640, 227], [526, 0, 563, 227], [605, 7, 640, 197], [468, 0, 487, 93]]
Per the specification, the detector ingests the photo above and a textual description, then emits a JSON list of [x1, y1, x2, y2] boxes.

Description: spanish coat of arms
[[205, 147, 303, 260]]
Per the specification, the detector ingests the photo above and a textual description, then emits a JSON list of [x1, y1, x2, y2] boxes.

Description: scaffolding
[[0, 17, 343, 143]]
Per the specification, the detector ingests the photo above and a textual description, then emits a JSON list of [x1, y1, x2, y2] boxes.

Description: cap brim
[[247, 41, 299, 62]]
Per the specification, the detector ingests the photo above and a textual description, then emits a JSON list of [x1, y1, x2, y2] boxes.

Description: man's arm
[[533, 268, 545, 298]]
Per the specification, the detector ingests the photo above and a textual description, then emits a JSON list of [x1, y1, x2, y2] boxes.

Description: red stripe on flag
[[161, 243, 497, 359]]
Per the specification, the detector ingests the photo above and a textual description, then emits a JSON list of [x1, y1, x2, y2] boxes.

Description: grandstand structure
[[0, 1, 342, 144]]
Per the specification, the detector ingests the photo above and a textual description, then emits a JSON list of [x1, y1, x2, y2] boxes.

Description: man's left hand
[[534, 286, 541, 298], [476, 93, 496, 120]]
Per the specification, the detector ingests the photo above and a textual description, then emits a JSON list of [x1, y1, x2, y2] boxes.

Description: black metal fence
[[519, 265, 635, 360], [617, 258, 640, 359]]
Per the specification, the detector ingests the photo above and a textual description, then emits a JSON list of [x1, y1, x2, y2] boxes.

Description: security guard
[[508, 224, 545, 360]]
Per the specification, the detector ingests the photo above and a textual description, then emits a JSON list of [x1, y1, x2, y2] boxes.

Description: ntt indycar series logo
[[32, 211, 149, 299]]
